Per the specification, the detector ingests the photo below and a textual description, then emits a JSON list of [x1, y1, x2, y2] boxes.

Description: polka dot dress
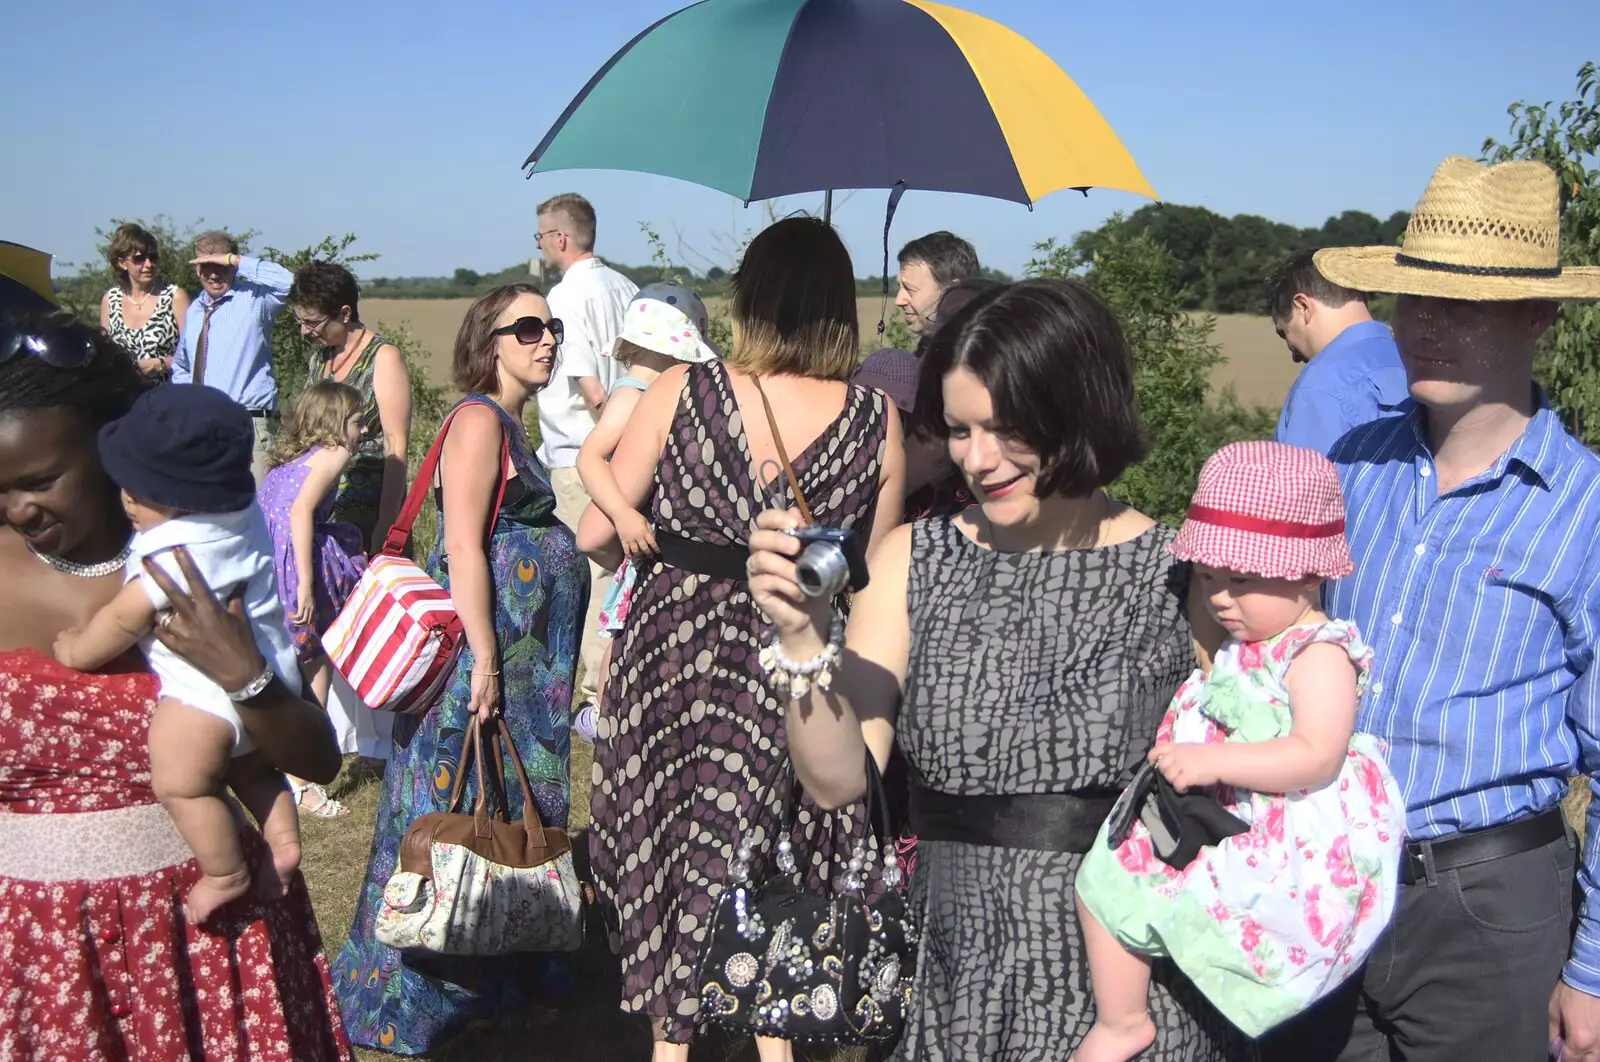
[[588, 361, 888, 1043]]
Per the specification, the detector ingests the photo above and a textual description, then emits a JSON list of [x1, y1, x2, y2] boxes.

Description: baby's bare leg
[[149, 699, 250, 924], [228, 752, 301, 898], [1071, 890, 1157, 1062]]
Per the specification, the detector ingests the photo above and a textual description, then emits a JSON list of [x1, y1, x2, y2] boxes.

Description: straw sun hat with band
[[1314, 156, 1600, 302]]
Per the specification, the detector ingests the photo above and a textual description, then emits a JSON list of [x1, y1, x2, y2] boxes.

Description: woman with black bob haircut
[[912, 278, 1146, 495], [745, 278, 1240, 1060], [0, 283, 352, 1057]]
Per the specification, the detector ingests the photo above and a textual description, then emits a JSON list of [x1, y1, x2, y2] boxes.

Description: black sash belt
[[909, 784, 1119, 855], [655, 531, 748, 582]]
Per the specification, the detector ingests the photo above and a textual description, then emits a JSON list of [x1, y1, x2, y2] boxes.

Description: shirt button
[[1391, 612, 1403, 625], [1372, 681, 1385, 695], [1419, 465, 1432, 478], [1413, 544, 1426, 556]]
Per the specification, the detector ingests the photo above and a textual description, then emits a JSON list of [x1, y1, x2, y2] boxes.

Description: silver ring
[[159, 612, 175, 631]]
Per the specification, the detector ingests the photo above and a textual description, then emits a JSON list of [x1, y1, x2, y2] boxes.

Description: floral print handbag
[[694, 750, 918, 1046], [375, 716, 585, 955]]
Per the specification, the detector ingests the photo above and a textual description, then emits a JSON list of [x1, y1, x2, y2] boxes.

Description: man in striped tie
[[172, 230, 293, 482], [1261, 158, 1600, 1061]]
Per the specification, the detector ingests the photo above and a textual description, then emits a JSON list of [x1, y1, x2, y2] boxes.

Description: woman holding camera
[[745, 279, 1243, 1061], [576, 217, 904, 1059]]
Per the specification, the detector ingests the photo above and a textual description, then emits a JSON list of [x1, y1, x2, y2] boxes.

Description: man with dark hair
[[172, 230, 293, 482], [1267, 248, 1406, 454], [894, 230, 980, 336], [533, 192, 636, 716]]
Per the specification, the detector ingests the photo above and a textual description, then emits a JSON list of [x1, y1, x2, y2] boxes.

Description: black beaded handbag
[[694, 749, 918, 1046]]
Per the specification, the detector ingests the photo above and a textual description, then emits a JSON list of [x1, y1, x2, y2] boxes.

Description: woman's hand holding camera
[[746, 508, 831, 656]]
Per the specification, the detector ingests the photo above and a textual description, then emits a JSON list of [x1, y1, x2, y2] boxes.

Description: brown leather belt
[[1399, 805, 1567, 886]]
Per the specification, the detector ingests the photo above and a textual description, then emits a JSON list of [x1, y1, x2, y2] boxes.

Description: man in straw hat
[[1261, 157, 1600, 1061]]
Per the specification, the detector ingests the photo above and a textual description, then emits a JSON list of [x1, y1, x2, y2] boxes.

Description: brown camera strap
[[749, 374, 814, 526]]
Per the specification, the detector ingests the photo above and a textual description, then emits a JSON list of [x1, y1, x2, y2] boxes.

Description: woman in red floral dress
[[0, 291, 353, 1061]]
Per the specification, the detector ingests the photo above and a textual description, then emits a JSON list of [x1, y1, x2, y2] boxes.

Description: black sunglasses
[[0, 280, 97, 368], [0, 319, 98, 369], [491, 316, 563, 346]]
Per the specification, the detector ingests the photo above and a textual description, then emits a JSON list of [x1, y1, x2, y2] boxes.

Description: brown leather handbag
[[374, 716, 585, 955]]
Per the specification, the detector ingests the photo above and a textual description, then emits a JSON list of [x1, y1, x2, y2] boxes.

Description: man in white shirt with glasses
[[534, 192, 638, 720]]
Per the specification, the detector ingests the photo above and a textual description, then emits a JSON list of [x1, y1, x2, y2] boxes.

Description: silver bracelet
[[226, 664, 275, 703], [758, 614, 844, 699]]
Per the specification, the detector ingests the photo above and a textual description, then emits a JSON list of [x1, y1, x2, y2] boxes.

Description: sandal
[[292, 782, 350, 819]]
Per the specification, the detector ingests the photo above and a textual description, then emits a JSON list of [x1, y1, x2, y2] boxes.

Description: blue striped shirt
[[171, 256, 293, 411], [1326, 405, 1600, 991]]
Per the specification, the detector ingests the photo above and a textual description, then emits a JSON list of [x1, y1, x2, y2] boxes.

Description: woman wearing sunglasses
[[0, 288, 352, 1059], [99, 222, 188, 379], [332, 284, 590, 1054]]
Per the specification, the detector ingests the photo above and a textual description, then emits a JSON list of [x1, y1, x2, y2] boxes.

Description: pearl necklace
[[26, 540, 133, 578]]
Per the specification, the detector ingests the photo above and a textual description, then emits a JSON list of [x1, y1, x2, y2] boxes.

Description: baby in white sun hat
[[574, 282, 720, 739]]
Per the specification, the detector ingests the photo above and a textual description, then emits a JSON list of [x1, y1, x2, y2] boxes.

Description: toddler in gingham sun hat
[[1070, 439, 1404, 1061]]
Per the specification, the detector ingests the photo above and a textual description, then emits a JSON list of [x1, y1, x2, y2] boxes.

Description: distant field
[[365, 297, 1297, 410]]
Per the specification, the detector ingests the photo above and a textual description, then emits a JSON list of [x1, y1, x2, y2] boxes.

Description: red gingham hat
[[1168, 441, 1353, 580]]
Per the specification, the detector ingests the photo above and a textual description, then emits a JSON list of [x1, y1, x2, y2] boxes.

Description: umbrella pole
[[823, 189, 833, 225]]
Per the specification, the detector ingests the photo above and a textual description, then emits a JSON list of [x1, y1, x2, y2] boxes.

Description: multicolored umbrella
[[523, 0, 1156, 208]]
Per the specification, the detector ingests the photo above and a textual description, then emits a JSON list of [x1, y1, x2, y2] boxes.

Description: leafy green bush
[[1028, 213, 1274, 525], [1483, 61, 1600, 447]]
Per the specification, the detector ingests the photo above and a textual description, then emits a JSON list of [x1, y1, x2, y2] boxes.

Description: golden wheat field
[[363, 298, 1298, 409]]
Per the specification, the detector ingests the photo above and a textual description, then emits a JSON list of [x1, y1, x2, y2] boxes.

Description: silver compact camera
[[791, 526, 870, 599]]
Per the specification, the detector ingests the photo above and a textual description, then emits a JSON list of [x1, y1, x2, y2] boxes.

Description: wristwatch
[[226, 664, 275, 703]]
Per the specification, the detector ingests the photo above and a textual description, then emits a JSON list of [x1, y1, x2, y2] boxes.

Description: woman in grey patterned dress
[[748, 279, 1247, 1061]]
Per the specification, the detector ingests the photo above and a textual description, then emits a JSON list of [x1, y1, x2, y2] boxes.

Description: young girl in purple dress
[[258, 380, 369, 817]]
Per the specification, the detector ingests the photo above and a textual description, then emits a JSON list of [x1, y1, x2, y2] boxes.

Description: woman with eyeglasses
[[332, 284, 590, 1054], [289, 262, 413, 551], [0, 284, 352, 1059], [100, 222, 188, 379]]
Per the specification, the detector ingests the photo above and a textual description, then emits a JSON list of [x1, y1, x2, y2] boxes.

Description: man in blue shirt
[[171, 230, 293, 482], [1268, 248, 1408, 454], [1262, 157, 1600, 1061]]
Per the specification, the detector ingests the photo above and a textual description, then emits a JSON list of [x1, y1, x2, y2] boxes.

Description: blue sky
[[3, 0, 1595, 282]]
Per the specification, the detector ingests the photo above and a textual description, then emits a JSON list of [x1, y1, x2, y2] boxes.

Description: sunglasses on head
[[0, 318, 98, 369], [491, 316, 563, 346]]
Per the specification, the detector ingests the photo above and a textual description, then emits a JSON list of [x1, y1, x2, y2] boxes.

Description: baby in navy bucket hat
[[53, 383, 304, 925]]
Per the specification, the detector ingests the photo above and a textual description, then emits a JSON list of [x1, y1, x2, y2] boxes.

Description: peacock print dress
[[331, 395, 588, 1055]]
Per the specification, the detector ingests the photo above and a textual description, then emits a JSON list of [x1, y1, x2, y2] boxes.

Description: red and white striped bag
[[323, 404, 508, 715]]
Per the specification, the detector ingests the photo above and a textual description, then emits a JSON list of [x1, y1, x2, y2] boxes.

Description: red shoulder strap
[[379, 402, 511, 556]]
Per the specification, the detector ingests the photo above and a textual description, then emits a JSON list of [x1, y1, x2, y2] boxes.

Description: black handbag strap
[[748, 746, 897, 891]]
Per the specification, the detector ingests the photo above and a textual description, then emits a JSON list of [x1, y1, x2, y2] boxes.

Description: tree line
[[1074, 203, 1411, 316]]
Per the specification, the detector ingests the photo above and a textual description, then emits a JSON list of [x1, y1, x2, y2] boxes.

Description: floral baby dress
[[1076, 620, 1405, 1037]]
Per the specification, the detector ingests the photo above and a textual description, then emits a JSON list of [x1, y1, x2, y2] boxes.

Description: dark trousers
[[1257, 828, 1576, 1062]]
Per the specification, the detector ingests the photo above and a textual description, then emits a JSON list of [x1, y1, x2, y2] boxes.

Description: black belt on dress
[[655, 531, 747, 582], [1399, 805, 1568, 886], [908, 784, 1119, 855]]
